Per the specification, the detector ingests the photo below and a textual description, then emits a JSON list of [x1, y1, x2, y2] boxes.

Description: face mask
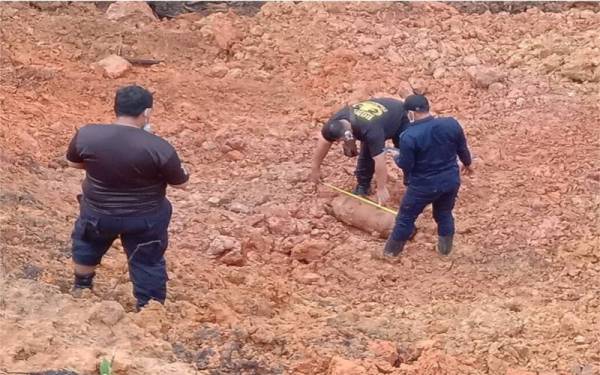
[[408, 111, 415, 123], [342, 139, 358, 157], [142, 108, 153, 133]]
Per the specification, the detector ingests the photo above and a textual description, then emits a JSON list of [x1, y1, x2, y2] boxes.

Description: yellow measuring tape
[[322, 182, 398, 215]]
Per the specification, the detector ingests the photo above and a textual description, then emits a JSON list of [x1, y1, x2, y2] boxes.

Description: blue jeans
[[390, 185, 459, 241], [71, 198, 172, 307]]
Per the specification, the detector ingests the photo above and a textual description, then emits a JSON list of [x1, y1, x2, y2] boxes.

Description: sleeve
[[365, 128, 386, 158], [395, 133, 416, 179], [455, 121, 472, 166], [160, 151, 190, 185], [393, 112, 411, 148], [66, 130, 83, 163]]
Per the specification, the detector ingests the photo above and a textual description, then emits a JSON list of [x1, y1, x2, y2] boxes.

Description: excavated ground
[[0, 2, 599, 375]]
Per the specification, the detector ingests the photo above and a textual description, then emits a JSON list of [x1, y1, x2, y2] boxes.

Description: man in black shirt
[[66, 85, 189, 309], [309, 98, 410, 204]]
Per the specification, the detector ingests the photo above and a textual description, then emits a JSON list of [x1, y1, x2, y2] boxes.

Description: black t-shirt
[[66, 124, 189, 216], [328, 97, 409, 157]]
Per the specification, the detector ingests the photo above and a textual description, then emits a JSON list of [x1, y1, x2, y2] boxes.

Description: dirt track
[[0, 2, 599, 375]]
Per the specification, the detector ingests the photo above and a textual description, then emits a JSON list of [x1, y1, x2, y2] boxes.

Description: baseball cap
[[403, 94, 430, 112]]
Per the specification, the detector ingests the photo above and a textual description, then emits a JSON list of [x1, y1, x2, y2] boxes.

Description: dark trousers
[[390, 185, 459, 241], [355, 136, 401, 188], [71, 199, 172, 307], [355, 142, 375, 188]]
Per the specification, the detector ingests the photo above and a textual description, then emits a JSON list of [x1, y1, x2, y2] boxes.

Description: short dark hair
[[321, 119, 347, 142], [114, 85, 153, 117]]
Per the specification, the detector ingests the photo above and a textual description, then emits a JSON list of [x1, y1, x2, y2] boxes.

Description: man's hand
[[67, 160, 85, 169], [462, 164, 474, 176], [377, 186, 390, 205], [308, 167, 321, 184]]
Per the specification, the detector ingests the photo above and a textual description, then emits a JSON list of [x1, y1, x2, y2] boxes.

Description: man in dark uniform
[[66, 85, 189, 309], [309, 97, 410, 204], [384, 94, 472, 257]]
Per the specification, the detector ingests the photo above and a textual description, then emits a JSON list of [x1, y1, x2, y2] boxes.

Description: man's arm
[[455, 121, 472, 167], [373, 152, 389, 203], [396, 135, 416, 181], [161, 152, 190, 189], [309, 135, 332, 183], [364, 129, 390, 204], [67, 160, 85, 169], [66, 130, 85, 169]]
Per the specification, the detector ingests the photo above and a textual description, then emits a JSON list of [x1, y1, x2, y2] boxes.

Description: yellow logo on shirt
[[352, 101, 388, 121]]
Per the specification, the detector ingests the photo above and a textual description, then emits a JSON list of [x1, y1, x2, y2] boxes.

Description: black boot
[[73, 272, 95, 290], [437, 236, 453, 256], [383, 238, 406, 257], [352, 184, 371, 196]]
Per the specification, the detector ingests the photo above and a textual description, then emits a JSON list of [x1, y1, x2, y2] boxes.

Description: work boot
[[437, 235, 454, 256], [352, 184, 371, 196], [383, 238, 406, 257], [72, 272, 95, 291]]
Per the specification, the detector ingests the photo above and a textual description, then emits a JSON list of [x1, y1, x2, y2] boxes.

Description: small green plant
[[99, 358, 112, 375]]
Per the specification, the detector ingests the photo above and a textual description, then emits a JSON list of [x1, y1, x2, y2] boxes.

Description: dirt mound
[[1, 2, 599, 374]]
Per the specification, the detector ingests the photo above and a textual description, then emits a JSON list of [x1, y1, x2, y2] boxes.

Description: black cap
[[321, 119, 347, 142], [403, 94, 429, 112]]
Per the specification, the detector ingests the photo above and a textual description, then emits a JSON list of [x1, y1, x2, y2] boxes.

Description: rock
[[220, 248, 247, 266], [328, 196, 395, 238], [21, 264, 43, 280], [226, 68, 243, 79], [291, 239, 328, 263], [201, 141, 218, 151], [249, 25, 264, 37], [487, 355, 508, 374], [387, 49, 403, 64], [574, 335, 586, 344], [462, 55, 480, 66], [207, 197, 221, 206], [208, 64, 229, 78], [432, 67, 446, 79], [88, 301, 125, 326], [226, 150, 244, 161], [295, 272, 321, 284], [207, 13, 242, 51], [30, 1, 65, 11], [229, 202, 251, 214], [396, 81, 415, 97], [407, 77, 429, 95], [542, 54, 564, 73], [489, 82, 505, 92], [328, 357, 366, 375], [208, 236, 240, 258], [106, 1, 157, 22], [95, 55, 131, 79], [368, 340, 398, 365], [266, 216, 294, 235], [208, 303, 238, 327], [466, 65, 506, 89], [560, 312, 583, 337], [560, 49, 600, 83]]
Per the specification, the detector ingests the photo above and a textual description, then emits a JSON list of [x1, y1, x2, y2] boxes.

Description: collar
[[412, 115, 434, 125]]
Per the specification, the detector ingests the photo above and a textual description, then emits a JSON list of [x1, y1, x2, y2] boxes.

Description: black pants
[[71, 199, 172, 307]]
